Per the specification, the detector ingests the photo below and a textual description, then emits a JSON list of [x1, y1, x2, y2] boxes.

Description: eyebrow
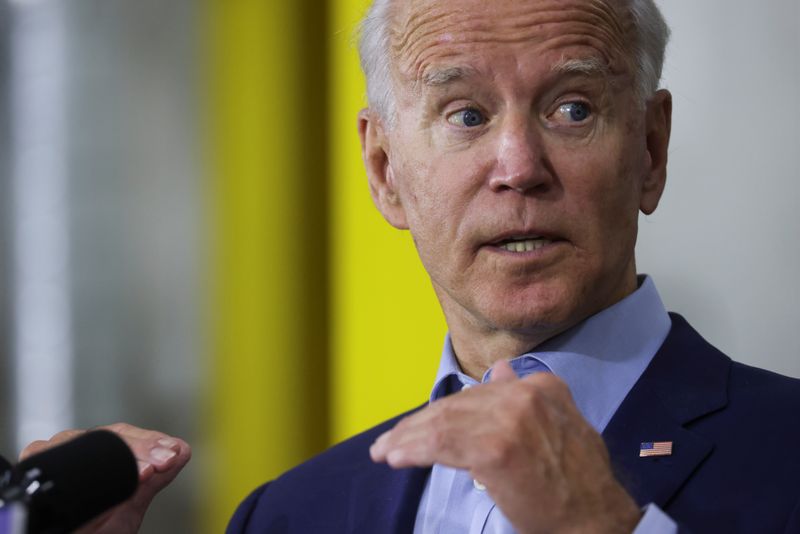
[[550, 56, 612, 78], [420, 65, 479, 87]]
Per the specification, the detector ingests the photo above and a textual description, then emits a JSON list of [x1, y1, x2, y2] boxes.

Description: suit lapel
[[603, 379, 715, 508], [603, 313, 730, 508], [348, 462, 430, 534]]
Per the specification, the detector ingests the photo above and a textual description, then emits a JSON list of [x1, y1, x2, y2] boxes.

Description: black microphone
[[0, 430, 138, 534], [0, 455, 11, 496], [0, 455, 10, 478]]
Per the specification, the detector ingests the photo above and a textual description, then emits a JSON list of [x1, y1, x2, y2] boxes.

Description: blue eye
[[448, 108, 486, 128], [558, 102, 591, 122]]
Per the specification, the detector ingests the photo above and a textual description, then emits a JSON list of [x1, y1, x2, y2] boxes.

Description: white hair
[[357, 0, 670, 122]]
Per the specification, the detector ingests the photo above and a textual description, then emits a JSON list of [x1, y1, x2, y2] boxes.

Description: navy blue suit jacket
[[227, 315, 800, 533]]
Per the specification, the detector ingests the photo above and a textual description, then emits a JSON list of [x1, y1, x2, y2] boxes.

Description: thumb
[[489, 359, 518, 383]]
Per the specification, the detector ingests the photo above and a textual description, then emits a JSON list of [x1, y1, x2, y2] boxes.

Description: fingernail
[[158, 438, 178, 449], [138, 460, 151, 474], [150, 447, 177, 463]]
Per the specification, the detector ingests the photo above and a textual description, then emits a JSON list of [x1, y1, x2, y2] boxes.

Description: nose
[[488, 117, 553, 194]]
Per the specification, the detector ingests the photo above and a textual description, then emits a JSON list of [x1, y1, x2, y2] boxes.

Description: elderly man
[[22, 0, 800, 532], [225, 0, 800, 532]]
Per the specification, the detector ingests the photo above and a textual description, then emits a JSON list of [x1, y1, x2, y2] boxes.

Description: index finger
[[19, 429, 85, 461]]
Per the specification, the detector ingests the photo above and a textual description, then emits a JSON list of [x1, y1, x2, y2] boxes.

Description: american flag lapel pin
[[639, 441, 673, 458]]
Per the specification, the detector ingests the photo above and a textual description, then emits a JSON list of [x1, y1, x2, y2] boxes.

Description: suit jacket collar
[[602, 313, 731, 508]]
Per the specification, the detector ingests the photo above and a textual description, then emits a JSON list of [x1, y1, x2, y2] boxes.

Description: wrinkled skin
[[362, 0, 671, 531], [20, 424, 191, 534], [360, 0, 670, 374]]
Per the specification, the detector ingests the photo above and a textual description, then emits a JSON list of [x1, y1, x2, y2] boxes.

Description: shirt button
[[473, 479, 486, 491]]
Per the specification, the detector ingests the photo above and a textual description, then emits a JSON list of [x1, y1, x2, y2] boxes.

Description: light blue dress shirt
[[413, 276, 678, 534]]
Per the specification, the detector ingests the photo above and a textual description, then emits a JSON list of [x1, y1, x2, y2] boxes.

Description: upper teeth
[[500, 238, 552, 252]]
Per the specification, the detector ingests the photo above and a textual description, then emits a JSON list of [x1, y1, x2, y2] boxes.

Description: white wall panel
[[639, 1, 800, 377]]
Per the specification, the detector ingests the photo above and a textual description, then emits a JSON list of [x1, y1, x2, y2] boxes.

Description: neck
[[440, 274, 640, 380], [447, 321, 565, 380]]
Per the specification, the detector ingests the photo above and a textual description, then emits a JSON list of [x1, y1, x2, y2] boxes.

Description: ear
[[358, 108, 409, 229], [639, 89, 672, 215]]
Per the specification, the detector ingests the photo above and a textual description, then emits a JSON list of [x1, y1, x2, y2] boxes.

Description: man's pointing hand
[[369, 359, 640, 534]]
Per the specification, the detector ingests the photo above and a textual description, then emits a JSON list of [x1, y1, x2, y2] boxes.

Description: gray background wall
[[0, 0, 202, 531], [639, 1, 800, 379]]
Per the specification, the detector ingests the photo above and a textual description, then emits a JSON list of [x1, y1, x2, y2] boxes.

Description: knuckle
[[432, 402, 454, 423], [105, 422, 128, 433], [20, 440, 47, 459], [427, 427, 448, 451], [24, 439, 46, 449], [481, 436, 514, 469], [507, 408, 530, 436], [541, 373, 571, 396], [551, 376, 571, 395], [392, 416, 413, 433], [431, 397, 452, 415], [530, 371, 559, 388], [515, 381, 541, 410], [525, 373, 574, 405], [50, 429, 81, 442]]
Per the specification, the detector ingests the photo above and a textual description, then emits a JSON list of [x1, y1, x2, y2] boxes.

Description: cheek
[[397, 163, 438, 223], [395, 153, 473, 240], [557, 143, 643, 244]]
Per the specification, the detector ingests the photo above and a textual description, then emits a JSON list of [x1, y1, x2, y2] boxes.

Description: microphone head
[[0, 453, 11, 475], [11, 430, 138, 533], [0, 454, 11, 487], [0, 454, 11, 473]]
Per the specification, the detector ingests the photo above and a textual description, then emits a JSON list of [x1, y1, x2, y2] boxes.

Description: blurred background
[[0, 0, 797, 532]]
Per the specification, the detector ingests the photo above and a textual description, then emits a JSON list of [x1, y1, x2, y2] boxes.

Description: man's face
[[361, 0, 670, 342]]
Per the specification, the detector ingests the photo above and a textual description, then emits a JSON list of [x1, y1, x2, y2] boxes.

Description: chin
[[474, 281, 583, 336]]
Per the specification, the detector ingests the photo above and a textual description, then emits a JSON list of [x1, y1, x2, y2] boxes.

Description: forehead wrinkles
[[391, 0, 633, 82]]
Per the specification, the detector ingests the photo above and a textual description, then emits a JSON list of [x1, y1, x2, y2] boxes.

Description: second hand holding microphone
[[0, 431, 139, 534]]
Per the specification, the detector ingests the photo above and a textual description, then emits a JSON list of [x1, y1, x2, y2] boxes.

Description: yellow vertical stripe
[[204, 1, 326, 531], [205, 0, 447, 530], [328, 1, 447, 442]]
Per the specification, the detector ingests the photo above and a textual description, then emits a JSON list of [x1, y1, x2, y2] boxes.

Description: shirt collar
[[430, 275, 672, 433]]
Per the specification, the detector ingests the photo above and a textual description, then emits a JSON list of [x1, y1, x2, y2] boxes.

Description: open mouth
[[493, 236, 554, 253]]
